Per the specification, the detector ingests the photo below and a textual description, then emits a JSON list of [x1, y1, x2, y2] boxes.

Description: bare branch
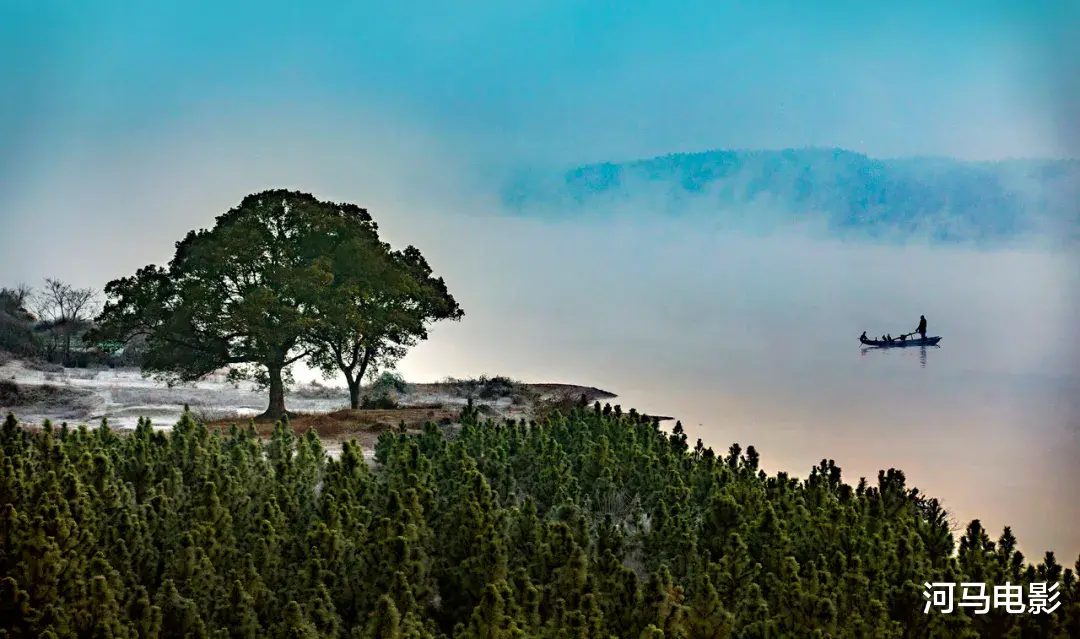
[[33, 278, 99, 324]]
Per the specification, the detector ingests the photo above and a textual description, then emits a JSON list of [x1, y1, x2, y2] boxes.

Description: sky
[[3, 0, 1078, 281], [2, 1, 1080, 554], [2, 1, 1078, 180]]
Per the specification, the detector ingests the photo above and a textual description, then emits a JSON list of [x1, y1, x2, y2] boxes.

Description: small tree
[[0, 285, 38, 356], [32, 278, 99, 366], [0, 284, 33, 312], [305, 241, 463, 409]]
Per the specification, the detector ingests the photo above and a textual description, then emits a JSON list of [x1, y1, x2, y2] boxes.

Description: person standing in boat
[[916, 315, 927, 339]]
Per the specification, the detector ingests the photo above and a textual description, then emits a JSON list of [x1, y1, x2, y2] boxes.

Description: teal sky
[[2, 0, 1077, 183], [2, 1, 1079, 556]]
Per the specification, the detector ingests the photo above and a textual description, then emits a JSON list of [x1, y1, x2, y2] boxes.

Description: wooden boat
[[860, 336, 941, 348]]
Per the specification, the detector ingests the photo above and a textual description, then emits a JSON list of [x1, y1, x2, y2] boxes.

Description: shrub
[[370, 371, 408, 395], [360, 392, 398, 410], [444, 374, 524, 400]]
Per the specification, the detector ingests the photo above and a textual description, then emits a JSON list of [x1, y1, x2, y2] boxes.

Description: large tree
[[88, 189, 453, 419], [305, 238, 463, 409]]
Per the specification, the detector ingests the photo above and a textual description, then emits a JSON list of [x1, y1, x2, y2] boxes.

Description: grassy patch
[[442, 374, 531, 401], [202, 406, 460, 442], [532, 389, 591, 422], [25, 359, 65, 373], [359, 393, 398, 409], [0, 379, 95, 409], [290, 379, 346, 400]]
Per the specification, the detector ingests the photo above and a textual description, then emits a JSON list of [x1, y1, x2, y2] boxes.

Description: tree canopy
[[305, 236, 463, 409], [88, 190, 461, 418]]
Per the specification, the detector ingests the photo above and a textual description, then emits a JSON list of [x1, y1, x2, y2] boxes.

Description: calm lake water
[[388, 211, 1080, 560]]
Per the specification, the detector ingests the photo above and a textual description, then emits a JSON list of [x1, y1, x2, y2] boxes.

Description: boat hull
[[861, 336, 941, 348]]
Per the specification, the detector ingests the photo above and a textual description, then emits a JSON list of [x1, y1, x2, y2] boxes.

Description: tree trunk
[[340, 345, 373, 410], [260, 364, 287, 421], [347, 375, 361, 410]]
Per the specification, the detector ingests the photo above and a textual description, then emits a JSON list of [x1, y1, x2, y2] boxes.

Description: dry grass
[[532, 390, 584, 422], [0, 379, 97, 410], [527, 384, 618, 404], [25, 359, 65, 373], [203, 406, 461, 446], [64, 368, 102, 380], [4, 404, 462, 453], [401, 401, 446, 410], [290, 380, 347, 400]]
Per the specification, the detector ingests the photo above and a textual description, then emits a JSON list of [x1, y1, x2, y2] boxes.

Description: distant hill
[[501, 148, 1080, 246]]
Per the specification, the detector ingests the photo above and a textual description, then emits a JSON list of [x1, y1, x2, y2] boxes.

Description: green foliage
[[303, 229, 463, 410], [87, 190, 462, 417], [1, 405, 1077, 637], [0, 287, 40, 358], [1, 284, 129, 368], [359, 372, 407, 409], [444, 375, 525, 401], [360, 393, 399, 410], [88, 191, 361, 416], [372, 372, 409, 395]]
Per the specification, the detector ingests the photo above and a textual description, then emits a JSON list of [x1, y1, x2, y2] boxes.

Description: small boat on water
[[860, 336, 941, 348]]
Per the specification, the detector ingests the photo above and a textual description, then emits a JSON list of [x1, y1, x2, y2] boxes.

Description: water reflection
[[858, 344, 941, 368]]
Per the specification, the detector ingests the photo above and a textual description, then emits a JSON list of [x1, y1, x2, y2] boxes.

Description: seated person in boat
[[860, 331, 868, 344]]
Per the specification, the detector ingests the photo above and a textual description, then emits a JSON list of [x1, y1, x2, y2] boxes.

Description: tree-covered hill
[[1, 403, 1077, 638], [501, 149, 1080, 247]]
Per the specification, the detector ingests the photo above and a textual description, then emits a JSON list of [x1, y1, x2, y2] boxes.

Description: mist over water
[[389, 210, 1080, 559], [3, 113, 1076, 559]]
